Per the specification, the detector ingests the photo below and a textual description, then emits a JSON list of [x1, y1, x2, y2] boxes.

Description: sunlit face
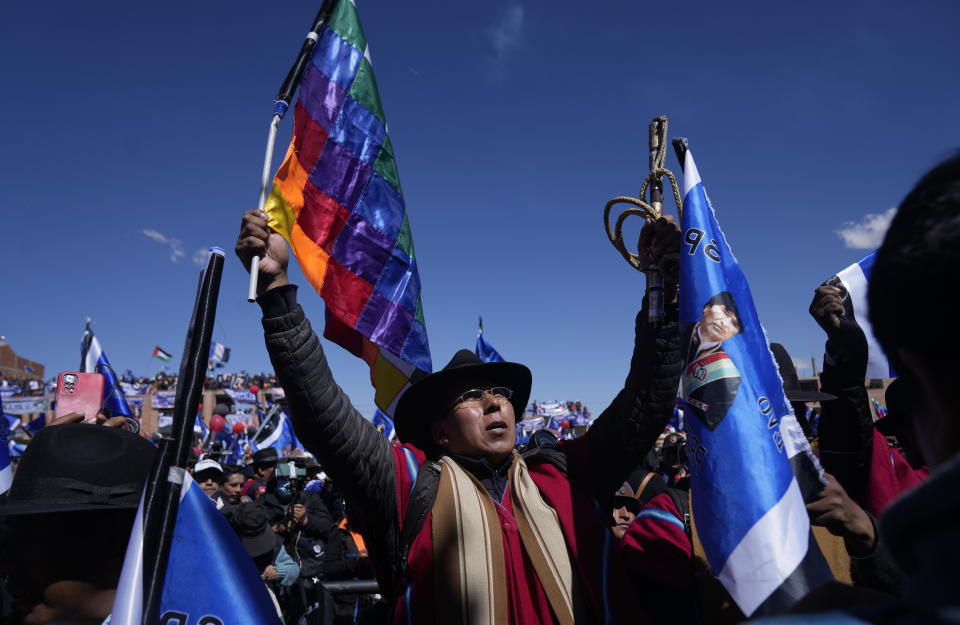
[[220, 473, 244, 504], [699, 304, 740, 343], [432, 384, 516, 466]]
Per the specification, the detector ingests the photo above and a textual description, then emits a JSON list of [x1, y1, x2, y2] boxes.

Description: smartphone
[[54, 372, 105, 422]]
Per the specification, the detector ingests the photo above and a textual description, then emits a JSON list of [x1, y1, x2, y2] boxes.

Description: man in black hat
[[236, 211, 683, 624], [0, 423, 156, 624]]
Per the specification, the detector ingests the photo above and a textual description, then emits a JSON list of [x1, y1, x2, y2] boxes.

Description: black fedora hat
[[770, 343, 836, 402], [0, 423, 157, 516], [395, 349, 531, 452], [228, 501, 276, 558]]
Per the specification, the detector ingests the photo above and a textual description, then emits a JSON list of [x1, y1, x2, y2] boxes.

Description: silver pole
[[247, 113, 283, 302]]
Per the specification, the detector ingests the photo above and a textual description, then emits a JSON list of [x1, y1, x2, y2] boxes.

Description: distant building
[[0, 341, 44, 382]]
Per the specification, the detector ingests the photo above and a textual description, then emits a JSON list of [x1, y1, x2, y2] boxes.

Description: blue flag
[[80, 322, 133, 418], [372, 409, 396, 441], [252, 408, 301, 455], [825, 251, 895, 379], [111, 471, 279, 624], [0, 395, 12, 494], [475, 317, 504, 363], [22, 414, 45, 436], [678, 148, 831, 616]]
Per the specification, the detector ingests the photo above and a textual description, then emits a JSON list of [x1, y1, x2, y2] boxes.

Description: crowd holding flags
[[81, 321, 134, 418], [263, 0, 432, 418], [677, 146, 833, 616]]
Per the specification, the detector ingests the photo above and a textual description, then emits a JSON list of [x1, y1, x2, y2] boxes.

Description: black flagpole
[[141, 248, 225, 625], [246, 0, 342, 302]]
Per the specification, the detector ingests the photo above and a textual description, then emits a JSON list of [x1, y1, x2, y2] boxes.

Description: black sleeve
[[817, 329, 874, 507], [579, 304, 682, 508], [259, 288, 398, 578], [300, 491, 334, 540]]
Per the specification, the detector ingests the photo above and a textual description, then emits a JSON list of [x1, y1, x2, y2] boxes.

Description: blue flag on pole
[[81, 322, 133, 418], [111, 471, 280, 624], [678, 148, 832, 616], [824, 251, 895, 379], [252, 408, 301, 455], [475, 317, 504, 363], [23, 414, 45, 436], [0, 395, 12, 494]]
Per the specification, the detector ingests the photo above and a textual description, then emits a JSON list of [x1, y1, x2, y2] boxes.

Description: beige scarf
[[432, 452, 588, 625]]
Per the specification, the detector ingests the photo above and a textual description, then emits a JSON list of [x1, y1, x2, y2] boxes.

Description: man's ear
[[431, 419, 449, 447]]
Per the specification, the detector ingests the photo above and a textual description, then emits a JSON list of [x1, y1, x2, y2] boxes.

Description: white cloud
[[487, 4, 524, 62], [141, 228, 185, 262], [792, 357, 813, 377], [192, 249, 208, 267], [835, 208, 896, 250]]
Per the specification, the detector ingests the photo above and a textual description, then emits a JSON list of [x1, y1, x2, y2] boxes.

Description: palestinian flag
[[152, 346, 172, 362]]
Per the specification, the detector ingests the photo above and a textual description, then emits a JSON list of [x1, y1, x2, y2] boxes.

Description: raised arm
[[235, 210, 397, 549], [571, 217, 683, 506]]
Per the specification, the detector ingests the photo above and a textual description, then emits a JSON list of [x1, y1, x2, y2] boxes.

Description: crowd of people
[[1, 152, 959, 624]]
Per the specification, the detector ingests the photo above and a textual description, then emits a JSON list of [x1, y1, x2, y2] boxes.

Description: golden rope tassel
[[603, 115, 684, 326]]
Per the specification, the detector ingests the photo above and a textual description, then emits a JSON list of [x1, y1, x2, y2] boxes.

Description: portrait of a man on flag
[[681, 290, 743, 431]]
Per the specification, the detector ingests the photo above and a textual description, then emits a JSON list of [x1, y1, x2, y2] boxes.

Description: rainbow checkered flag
[[265, 0, 432, 416]]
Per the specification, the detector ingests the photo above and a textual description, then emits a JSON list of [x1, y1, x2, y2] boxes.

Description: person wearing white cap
[[195, 457, 225, 509]]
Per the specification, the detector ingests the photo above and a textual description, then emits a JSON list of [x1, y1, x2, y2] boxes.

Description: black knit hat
[[395, 349, 531, 452], [0, 424, 156, 516]]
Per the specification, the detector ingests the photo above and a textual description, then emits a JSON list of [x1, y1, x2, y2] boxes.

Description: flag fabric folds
[[252, 408, 301, 455], [475, 317, 505, 363], [0, 396, 12, 494], [210, 342, 231, 364], [152, 346, 172, 362], [678, 149, 832, 616], [825, 252, 894, 379], [81, 323, 133, 418], [264, 0, 431, 417], [111, 471, 280, 625], [371, 408, 396, 441]]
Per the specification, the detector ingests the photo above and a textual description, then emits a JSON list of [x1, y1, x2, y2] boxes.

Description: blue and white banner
[[825, 252, 895, 379], [0, 386, 22, 399], [81, 323, 133, 418], [1, 397, 49, 415], [679, 149, 832, 616], [475, 317, 505, 363], [111, 471, 279, 624], [153, 391, 177, 409], [224, 388, 257, 405]]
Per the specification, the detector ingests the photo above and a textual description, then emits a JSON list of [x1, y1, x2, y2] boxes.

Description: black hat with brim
[[770, 343, 837, 403], [0, 423, 157, 516], [228, 502, 276, 558], [395, 349, 532, 453]]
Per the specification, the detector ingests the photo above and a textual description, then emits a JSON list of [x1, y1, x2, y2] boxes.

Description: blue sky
[[2, 0, 957, 416]]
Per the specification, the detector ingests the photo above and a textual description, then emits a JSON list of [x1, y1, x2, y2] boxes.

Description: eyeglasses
[[451, 386, 513, 409]]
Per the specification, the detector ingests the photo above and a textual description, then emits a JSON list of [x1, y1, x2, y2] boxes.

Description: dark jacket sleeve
[[572, 304, 682, 508], [259, 286, 397, 574], [817, 331, 874, 507], [300, 491, 334, 540]]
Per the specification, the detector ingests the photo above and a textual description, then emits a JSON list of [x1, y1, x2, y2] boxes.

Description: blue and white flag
[[825, 252, 895, 379], [22, 413, 45, 435], [81, 322, 133, 418], [0, 395, 12, 494], [111, 471, 279, 625], [679, 149, 832, 616], [475, 317, 505, 363], [252, 408, 301, 455], [209, 342, 231, 364], [372, 409, 396, 441]]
